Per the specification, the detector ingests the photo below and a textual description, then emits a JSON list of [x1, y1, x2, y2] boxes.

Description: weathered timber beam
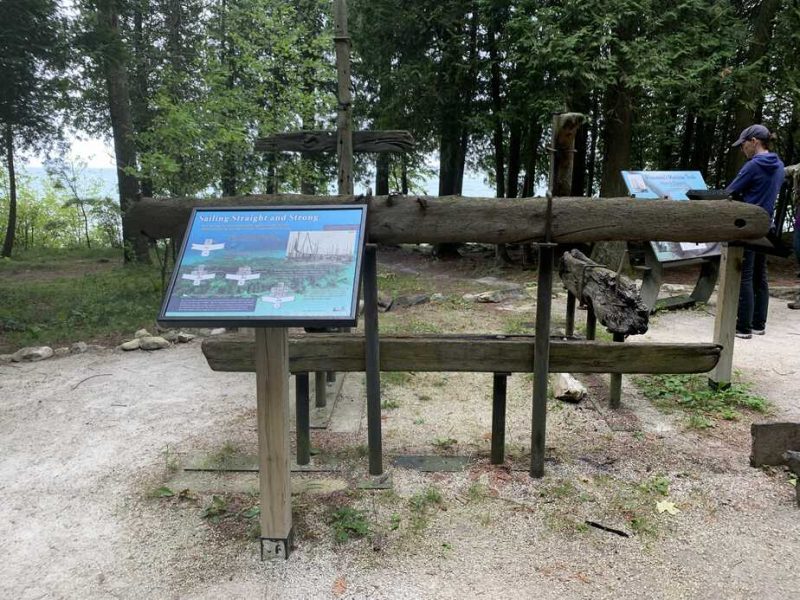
[[559, 249, 649, 335], [201, 333, 721, 374], [128, 195, 770, 245], [254, 130, 415, 154]]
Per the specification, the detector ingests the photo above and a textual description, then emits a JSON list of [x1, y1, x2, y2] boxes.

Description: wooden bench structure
[[129, 110, 769, 558]]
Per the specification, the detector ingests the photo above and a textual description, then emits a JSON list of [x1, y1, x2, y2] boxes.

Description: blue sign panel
[[159, 205, 368, 327], [621, 170, 708, 200], [621, 171, 721, 262]]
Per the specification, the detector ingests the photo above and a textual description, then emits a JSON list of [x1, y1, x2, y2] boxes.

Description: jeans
[[794, 227, 800, 268], [737, 249, 769, 333]]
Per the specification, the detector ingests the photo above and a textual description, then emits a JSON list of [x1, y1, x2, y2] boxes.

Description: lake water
[[21, 166, 495, 199]]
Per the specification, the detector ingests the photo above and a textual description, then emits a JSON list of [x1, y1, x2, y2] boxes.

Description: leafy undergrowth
[[0, 249, 163, 352], [633, 373, 769, 429]]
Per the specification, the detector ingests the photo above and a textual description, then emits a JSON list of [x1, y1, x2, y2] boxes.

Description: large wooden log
[[201, 333, 721, 375], [254, 130, 415, 154], [127, 195, 771, 245], [559, 249, 649, 335]]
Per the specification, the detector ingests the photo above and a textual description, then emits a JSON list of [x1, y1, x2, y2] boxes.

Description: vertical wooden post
[[255, 327, 292, 559], [609, 332, 625, 408], [315, 372, 327, 408], [295, 373, 310, 466], [363, 244, 383, 475], [709, 244, 744, 389], [586, 306, 597, 340], [565, 292, 576, 337], [334, 0, 353, 196], [491, 372, 509, 465], [530, 245, 554, 478]]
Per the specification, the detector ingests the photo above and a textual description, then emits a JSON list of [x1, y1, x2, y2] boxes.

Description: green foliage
[[328, 506, 370, 543], [0, 248, 162, 351], [634, 373, 768, 428], [408, 486, 445, 531], [202, 495, 229, 524]]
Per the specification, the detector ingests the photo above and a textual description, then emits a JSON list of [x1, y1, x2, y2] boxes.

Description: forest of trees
[[1, 0, 798, 259]]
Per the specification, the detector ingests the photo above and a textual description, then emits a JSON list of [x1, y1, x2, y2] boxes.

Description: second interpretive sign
[[159, 205, 368, 328]]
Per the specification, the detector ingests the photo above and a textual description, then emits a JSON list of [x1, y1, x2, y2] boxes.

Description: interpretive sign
[[622, 170, 720, 263], [158, 205, 367, 327]]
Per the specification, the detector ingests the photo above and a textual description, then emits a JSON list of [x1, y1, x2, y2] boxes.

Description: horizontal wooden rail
[[202, 333, 721, 374], [255, 130, 414, 154], [127, 195, 769, 245]]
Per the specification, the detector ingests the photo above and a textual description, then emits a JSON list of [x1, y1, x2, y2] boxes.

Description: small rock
[[11, 346, 54, 362], [392, 293, 430, 308], [161, 331, 180, 343], [177, 332, 196, 343], [431, 293, 445, 302], [463, 289, 526, 303], [473, 277, 523, 291], [54, 347, 70, 357], [0, 354, 13, 363], [70, 341, 88, 354], [553, 373, 588, 403], [120, 339, 141, 351], [134, 328, 152, 339], [209, 328, 227, 336], [139, 336, 171, 350]]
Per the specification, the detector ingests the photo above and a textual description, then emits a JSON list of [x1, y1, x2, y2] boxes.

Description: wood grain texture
[[128, 195, 770, 244], [559, 248, 649, 335], [255, 130, 415, 154], [202, 333, 721, 374], [255, 328, 292, 539]]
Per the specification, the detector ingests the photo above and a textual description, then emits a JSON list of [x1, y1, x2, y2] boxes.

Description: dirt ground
[[2, 245, 799, 599]]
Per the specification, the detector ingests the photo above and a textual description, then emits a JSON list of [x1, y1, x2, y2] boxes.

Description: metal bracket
[[260, 530, 294, 561]]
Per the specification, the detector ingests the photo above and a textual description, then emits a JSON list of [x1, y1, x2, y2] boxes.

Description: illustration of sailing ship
[[286, 231, 355, 263]]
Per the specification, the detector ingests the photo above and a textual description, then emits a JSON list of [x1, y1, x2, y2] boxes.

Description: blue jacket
[[725, 152, 785, 219]]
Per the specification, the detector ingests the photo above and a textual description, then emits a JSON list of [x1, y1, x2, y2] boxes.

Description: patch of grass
[[633, 373, 768, 428], [639, 475, 670, 496], [381, 399, 400, 410], [204, 441, 240, 469], [432, 436, 457, 451], [0, 249, 163, 352], [329, 506, 370, 543], [377, 270, 426, 297], [202, 495, 229, 524], [381, 372, 413, 387], [503, 316, 535, 335], [408, 486, 445, 531]]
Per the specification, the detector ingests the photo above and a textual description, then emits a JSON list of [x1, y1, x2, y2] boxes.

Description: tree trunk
[[678, 112, 695, 170], [488, 20, 505, 199], [586, 92, 599, 197], [98, 0, 148, 263], [724, 0, 781, 182], [2, 124, 17, 258], [131, 1, 153, 197], [599, 78, 633, 198], [506, 121, 522, 198], [375, 154, 389, 196]]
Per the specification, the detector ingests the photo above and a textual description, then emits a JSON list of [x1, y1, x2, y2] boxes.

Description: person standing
[[725, 124, 785, 338]]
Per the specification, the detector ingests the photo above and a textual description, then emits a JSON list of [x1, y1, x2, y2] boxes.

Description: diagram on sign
[[191, 238, 226, 256], [225, 266, 261, 286], [181, 265, 216, 286], [261, 282, 296, 308]]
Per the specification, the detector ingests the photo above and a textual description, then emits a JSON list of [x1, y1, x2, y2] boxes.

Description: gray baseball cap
[[732, 124, 770, 147]]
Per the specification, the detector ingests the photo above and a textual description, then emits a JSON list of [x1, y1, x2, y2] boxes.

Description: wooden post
[[609, 332, 625, 408], [709, 244, 744, 388], [295, 373, 310, 466], [315, 372, 327, 408], [586, 306, 597, 340], [363, 245, 383, 475], [565, 292, 576, 337], [334, 0, 353, 196], [255, 327, 292, 559], [491, 372, 509, 464]]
